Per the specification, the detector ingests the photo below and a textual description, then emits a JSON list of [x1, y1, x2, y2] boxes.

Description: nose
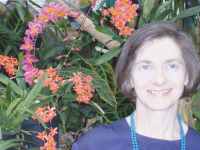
[[153, 68, 166, 86]]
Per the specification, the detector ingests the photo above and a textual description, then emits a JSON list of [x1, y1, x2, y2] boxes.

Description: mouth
[[147, 89, 172, 96]]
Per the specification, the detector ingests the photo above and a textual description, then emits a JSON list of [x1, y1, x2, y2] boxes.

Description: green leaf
[[41, 44, 65, 60], [91, 101, 105, 115], [192, 91, 200, 120], [0, 74, 23, 96], [152, 1, 172, 21], [93, 75, 117, 107], [15, 3, 26, 22], [142, 0, 160, 21], [172, 6, 200, 21], [0, 139, 19, 150], [24, 79, 43, 105], [6, 98, 22, 117], [102, 63, 117, 94], [39, 29, 65, 60], [15, 68, 27, 91], [12, 79, 43, 116], [95, 47, 120, 65], [96, 26, 122, 41]]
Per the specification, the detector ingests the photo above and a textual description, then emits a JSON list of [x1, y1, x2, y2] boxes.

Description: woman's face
[[131, 37, 188, 110]]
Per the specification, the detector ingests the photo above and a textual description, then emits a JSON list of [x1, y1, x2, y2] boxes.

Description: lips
[[147, 89, 172, 95]]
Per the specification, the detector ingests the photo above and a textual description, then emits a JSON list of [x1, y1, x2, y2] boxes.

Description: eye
[[139, 64, 152, 71], [167, 62, 179, 70]]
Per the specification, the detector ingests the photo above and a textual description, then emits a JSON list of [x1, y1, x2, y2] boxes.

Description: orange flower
[[43, 67, 65, 93], [113, 18, 126, 30], [49, 128, 58, 137], [41, 136, 56, 150], [33, 106, 56, 123], [101, 9, 110, 16], [0, 55, 18, 76], [109, 7, 120, 17], [37, 128, 58, 150], [37, 131, 47, 141], [68, 72, 94, 104], [119, 26, 134, 36], [101, 0, 138, 36]]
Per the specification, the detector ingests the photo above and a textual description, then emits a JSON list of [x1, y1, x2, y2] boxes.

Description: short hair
[[115, 22, 200, 99]]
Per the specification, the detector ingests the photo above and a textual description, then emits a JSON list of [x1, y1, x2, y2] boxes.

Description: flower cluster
[[0, 55, 18, 76], [102, 0, 138, 36], [36, 127, 58, 150], [33, 106, 56, 123], [20, 2, 79, 86], [43, 67, 65, 93], [68, 72, 94, 104], [34, 105, 58, 150]]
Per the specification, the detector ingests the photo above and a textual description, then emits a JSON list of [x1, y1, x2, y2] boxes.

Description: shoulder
[[187, 127, 200, 148], [72, 118, 127, 150], [188, 127, 200, 140]]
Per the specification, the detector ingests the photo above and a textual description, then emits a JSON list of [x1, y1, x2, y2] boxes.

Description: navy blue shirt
[[72, 118, 200, 150]]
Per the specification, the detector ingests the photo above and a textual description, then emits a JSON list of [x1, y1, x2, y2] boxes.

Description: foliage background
[[0, 0, 200, 149]]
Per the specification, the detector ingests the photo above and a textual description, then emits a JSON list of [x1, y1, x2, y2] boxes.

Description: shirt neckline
[[121, 117, 190, 143]]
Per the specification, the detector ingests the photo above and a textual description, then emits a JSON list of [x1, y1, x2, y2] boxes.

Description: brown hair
[[115, 22, 200, 99]]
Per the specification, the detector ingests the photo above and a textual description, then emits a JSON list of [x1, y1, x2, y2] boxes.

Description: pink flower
[[40, 2, 66, 22], [21, 2, 80, 86], [24, 67, 39, 85], [23, 53, 39, 64], [20, 37, 34, 51], [25, 21, 44, 38]]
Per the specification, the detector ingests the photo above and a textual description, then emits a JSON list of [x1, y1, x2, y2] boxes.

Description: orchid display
[[0, 0, 200, 149]]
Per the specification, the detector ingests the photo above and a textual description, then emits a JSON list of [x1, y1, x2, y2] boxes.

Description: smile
[[147, 89, 172, 95]]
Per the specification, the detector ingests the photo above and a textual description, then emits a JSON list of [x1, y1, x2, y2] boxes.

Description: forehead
[[134, 37, 184, 63]]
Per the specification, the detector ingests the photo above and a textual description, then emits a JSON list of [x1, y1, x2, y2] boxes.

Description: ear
[[184, 73, 189, 86], [129, 78, 134, 88]]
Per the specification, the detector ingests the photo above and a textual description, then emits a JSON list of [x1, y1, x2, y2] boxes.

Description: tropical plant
[[0, 0, 200, 150]]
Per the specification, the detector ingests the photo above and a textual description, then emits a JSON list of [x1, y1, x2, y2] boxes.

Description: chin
[[138, 97, 179, 111]]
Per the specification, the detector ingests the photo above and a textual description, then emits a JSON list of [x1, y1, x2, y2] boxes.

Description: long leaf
[[0, 139, 19, 150], [172, 6, 200, 21], [0, 74, 23, 96], [15, 3, 26, 22], [152, 1, 172, 21], [12, 79, 43, 116], [95, 47, 120, 65], [6, 98, 22, 117], [142, 0, 160, 20], [90, 101, 105, 115], [24, 79, 43, 104], [93, 75, 117, 107], [192, 91, 200, 120]]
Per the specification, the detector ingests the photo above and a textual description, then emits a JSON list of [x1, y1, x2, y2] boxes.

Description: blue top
[[72, 118, 200, 150]]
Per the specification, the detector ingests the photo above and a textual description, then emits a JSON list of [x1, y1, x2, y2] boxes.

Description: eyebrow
[[165, 59, 184, 64], [135, 59, 184, 65], [134, 60, 152, 65]]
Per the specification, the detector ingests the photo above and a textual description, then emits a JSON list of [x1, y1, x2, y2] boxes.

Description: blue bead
[[130, 112, 186, 150]]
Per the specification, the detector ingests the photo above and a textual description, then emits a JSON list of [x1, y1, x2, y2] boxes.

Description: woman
[[72, 22, 200, 150]]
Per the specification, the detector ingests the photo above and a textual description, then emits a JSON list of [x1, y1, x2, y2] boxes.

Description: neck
[[127, 99, 188, 140]]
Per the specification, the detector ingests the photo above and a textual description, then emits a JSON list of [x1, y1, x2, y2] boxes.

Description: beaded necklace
[[130, 112, 186, 150]]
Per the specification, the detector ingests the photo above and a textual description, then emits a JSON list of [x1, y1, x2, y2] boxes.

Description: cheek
[[132, 74, 150, 96], [165, 71, 186, 85], [132, 70, 155, 86]]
